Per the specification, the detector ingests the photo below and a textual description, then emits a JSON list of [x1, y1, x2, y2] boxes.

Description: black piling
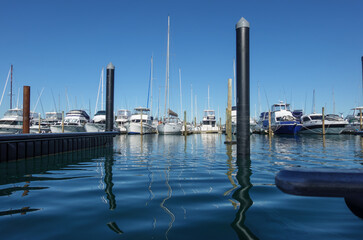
[[236, 17, 250, 157], [106, 62, 115, 132]]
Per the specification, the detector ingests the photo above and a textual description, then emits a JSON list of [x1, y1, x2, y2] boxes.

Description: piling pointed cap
[[107, 62, 115, 70], [236, 17, 250, 29]]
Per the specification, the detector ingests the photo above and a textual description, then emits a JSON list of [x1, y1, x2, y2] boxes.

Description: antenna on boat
[[0, 66, 11, 107]]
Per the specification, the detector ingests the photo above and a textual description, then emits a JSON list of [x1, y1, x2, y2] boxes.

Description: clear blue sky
[[1, 0, 362, 122]]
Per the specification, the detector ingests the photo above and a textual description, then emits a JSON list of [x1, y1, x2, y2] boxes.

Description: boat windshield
[[95, 111, 106, 116], [4, 109, 23, 117], [117, 110, 130, 117], [204, 110, 215, 117], [272, 104, 290, 112]]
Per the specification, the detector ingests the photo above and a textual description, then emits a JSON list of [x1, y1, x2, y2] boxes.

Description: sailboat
[[157, 16, 183, 135]]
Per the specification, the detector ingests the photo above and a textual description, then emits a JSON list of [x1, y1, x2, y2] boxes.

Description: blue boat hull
[[272, 121, 302, 134]]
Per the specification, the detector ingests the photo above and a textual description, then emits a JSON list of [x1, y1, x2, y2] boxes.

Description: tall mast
[[150, 55, 153, 116], [191, 84, 193, 122], [164, 16, 170, 119], [332, 88, 335, 114], [258, 81, 261, 115], [101, 67, 104, 110], [208, 85, 210, 110], [179, 68, 182, 116], [195, 95, 197, 123], [233, 58, 236, 106], [312, 89, 316, 113], [10, 65, 13, 109]]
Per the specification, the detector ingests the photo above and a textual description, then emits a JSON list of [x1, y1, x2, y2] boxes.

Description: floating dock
[[0, 132, 118, 162]]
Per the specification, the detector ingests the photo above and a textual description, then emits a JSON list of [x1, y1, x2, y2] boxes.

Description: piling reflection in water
[[104, 150, 116, 210], [231, 145, 258, 239]]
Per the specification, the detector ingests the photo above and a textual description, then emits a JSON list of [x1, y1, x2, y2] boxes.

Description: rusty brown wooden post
[[23, 86, 30, 134]]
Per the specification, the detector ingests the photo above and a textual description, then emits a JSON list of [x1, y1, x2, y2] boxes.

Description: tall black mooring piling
[[106, 62, 115, 132], [236, 17, 250, 157]]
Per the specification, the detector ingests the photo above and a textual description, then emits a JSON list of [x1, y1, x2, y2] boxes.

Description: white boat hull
[[126, 122, 156, 134], [29, 126, 51, 134], [85, 123, 105, 132], [200, 124, 219, 133], [0, 126, 22, 134], [50, 125, 86, 133], [157, 122, 182, 135], [299, 124, 347, 135]]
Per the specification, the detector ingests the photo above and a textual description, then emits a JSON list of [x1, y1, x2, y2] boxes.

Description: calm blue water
[[0, 134, 362, 239]]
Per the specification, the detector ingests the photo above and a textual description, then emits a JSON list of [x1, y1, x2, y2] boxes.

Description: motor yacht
[[50, 110, 90, 133], [126, 107, 156, 134]]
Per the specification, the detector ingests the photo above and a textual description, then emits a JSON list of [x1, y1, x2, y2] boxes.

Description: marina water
[[0, 134, 362, 239]]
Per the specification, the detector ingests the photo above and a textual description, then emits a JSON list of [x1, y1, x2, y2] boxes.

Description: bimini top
[[168, 108, 178, 117]]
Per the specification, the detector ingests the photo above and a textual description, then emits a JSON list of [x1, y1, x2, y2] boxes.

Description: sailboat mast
[[191, 84, 193, 122], [195, 95, 197, 123], [332, 88, 335, 114], [312, 89, 316, 113], [101, 67, 104, 110], [150, 55, 153, 116], [233, 59, 236, 106], [10, 65, 13, 109], [208, 85, 210, 110], [164, 16, 170, 119], [179, 68, 182, 116]]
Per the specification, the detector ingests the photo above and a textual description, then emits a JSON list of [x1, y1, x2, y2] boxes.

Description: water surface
[[0, 134, 362, 239]]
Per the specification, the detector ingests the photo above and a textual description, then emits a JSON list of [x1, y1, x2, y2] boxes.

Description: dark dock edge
[[0, 131, 119, 162]]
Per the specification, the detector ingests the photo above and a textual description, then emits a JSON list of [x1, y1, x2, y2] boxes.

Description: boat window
[[276, 117, 281, 121], [303, 117, 310, 122], [310, 116, 322, 120]]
